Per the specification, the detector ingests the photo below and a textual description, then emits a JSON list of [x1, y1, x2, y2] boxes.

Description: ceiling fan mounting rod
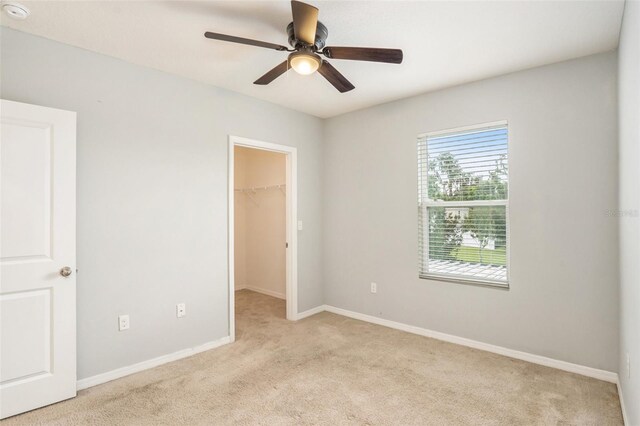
[[286, 21, 328, 51]]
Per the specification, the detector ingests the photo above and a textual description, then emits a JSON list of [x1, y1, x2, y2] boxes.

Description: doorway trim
[[228, 135, 298, 342]]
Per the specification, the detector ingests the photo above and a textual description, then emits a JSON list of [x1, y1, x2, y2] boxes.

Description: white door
[[0, 100, 77, 419]]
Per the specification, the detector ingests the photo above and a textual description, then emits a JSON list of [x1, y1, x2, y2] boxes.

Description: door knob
[[60, 266, 72, 277]]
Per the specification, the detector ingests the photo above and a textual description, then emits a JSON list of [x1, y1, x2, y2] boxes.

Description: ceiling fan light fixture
[[288, 51, 321, 75]]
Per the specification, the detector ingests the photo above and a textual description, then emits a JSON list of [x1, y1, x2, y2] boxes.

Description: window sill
[[420, 273, 509, 289]]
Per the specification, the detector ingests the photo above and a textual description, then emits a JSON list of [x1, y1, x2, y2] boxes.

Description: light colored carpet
[[4, 290, 622, 425]]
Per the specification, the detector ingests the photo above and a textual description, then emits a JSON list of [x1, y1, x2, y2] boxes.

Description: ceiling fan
[[204, 0, 403, 93]]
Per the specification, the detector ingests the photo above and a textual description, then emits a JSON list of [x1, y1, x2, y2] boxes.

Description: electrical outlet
[[176, 303, 186, 318], [627, 353, 631, 379], [370, 282, 377, 293], [118, 314, 130, 331]]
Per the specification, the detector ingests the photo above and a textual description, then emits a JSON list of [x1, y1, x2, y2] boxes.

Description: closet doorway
[[228, 136, 298, 342]]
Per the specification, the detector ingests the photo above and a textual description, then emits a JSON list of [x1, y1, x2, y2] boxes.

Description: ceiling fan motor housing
[[287, 21, 328, 50]]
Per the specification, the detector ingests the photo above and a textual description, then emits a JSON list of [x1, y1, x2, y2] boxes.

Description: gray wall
[[323, 52, 619, 372], [0, 28, 324, 379], [618, 0, 640, 421]]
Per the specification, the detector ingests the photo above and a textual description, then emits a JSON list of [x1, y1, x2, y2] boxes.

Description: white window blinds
[[418, 122, 509, 286]]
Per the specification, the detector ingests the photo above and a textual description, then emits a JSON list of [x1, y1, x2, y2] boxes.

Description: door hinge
[[286, 242, 289, 248]]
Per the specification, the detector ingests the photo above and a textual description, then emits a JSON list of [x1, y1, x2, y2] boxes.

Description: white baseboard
[[76, 336, 232, 391], [295, 304, 326, 320], [235, 283, 247, 291], [243, 286, 286, 300], [322, 305, 618, 384], [617, 379, 628, 425]]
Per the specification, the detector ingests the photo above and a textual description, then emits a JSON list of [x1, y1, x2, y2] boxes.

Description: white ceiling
[[1, 1, 625, 118]]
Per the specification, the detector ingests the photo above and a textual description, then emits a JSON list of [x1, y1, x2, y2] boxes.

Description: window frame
[[418, 121, 510, 288]]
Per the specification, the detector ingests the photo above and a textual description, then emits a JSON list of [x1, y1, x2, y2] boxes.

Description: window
[[418, 122, 509, 287]]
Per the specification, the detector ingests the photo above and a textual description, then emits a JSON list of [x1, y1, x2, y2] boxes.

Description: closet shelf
[[234, 184, 286, 193], [235, 184, 286, 206]]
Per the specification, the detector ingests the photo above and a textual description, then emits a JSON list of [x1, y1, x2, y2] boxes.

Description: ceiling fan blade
[[322, 47, 403, 64], [317, 61, 355, 93], [204, 32, 288, 51], [291, 1, 318, 45], [254, 61, 290, 85]]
